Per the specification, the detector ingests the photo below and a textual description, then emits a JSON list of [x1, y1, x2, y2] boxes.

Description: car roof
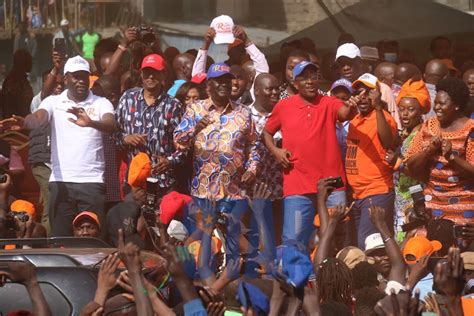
[[0, 248, 166, 268]]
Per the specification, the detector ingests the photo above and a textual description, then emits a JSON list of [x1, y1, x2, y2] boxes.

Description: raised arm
[[369, 203, 406, 285], [191, 28, 215, 77], [372, 87, 395, 149], [41, 52, 64, 100], [104, 28, 137, 76]]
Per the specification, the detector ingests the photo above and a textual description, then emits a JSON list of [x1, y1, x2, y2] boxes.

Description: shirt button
[[307, 114, 311, 117]]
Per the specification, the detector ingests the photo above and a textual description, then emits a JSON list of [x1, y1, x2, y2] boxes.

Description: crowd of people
[[0, 13, 473, 315]]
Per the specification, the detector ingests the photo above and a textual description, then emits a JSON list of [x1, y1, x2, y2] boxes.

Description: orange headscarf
[[396, 79, 431, 114]]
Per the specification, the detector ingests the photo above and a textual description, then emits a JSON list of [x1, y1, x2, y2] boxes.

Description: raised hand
[[233, 25, 248, 43], [153, 156, 171, 174], [316, 177, 337, 202], [117, 229, 141, 274], [344, 88, 366, 109], [67, 107, 92, 128], [252, 182, 271, 200], [51, 51, 65, 70], [203, 27, 216, 49], [97, 253, 120, 292], [374, 289, 420, 316], [328, 204, 351, 224], [122, 27, 138, 47], [434, 247, 464, 297], [0, 261, 36, 286], [368, 201, 388, 232], [371, 82, 384, 110], [441, 138, 452, 159]]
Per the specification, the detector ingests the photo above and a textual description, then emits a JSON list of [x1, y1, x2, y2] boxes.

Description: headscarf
[[396, 79, 431, 114]]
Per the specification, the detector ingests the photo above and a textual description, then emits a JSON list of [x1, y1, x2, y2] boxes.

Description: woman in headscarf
[[389, 78, 431, 239], [405, 77, 474, 224]]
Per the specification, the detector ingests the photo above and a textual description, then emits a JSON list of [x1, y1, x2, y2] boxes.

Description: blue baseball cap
[[206, 62, 235, 80], [293, 61, 319, 81], [330, 78, 353, 94], [237, 282, 269, 315]]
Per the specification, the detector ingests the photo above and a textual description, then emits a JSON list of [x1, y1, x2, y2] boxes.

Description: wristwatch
[[448, 152, 456, 162]]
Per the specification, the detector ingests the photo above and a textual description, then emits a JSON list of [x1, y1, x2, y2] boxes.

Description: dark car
[[0, 237, 166, 316]]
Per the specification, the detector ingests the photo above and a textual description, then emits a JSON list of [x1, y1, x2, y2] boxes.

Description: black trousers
[[49, 182, 105, 238]]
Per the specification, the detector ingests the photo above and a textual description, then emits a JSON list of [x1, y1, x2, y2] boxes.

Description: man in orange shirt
[[345, 73, 397, 250]]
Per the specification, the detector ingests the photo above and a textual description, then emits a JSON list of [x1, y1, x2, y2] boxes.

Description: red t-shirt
[[265, 94, 345, 197]]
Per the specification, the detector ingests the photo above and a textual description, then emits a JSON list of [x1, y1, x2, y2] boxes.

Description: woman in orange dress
[[405, 77, 474, 224]]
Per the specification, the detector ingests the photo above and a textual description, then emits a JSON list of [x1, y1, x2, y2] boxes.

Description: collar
[[61, 89, 94, 105], [296, 94, 322, 109], [205, 98, 236, 113], [356, 108, 377, 122], [137, 88, 166, 105], [249, 103, 270, 118], [174, 79, 187, 85]]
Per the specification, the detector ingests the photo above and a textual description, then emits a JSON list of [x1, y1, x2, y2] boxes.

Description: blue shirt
[[167, 80, 187, 98], [183, 298, 207, 316]]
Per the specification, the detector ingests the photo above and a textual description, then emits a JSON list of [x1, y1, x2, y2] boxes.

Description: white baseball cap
[[166, 220, 189, 242], [335, 43, 361, 61], [352, 73, 379, 89], [364, 233, 386, 255], [64, 56, 90, 74], [60, 19, 69, 26], [210, 15, 235, 45]]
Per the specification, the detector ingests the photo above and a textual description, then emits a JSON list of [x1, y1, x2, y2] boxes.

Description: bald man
[[375, 62, 396, 88], [168, 53, 195, 97], [463, 68, 474, 118], [394, 63, 422, 90], [424, 59, 449, 118]]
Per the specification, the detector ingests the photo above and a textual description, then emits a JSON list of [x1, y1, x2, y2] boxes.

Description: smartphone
[[54, 38, 66, 56], [333, 176, 344, 189], [453, 224, 464, 239]]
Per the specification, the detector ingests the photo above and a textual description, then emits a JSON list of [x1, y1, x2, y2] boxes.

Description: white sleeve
[[99, 98, 115, 119], [38, 96, 54, 121], [245, 44, 269, 76], [191, 49, 208, 77], [245, 44, 269, 102]]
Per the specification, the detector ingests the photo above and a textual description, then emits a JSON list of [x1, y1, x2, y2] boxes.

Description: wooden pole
[[20, 0, 24, 23], [9, 0, 13, 30], [61, 0, 64, 20], [4, 0, 8, 29], [54, 0, 58, 27]]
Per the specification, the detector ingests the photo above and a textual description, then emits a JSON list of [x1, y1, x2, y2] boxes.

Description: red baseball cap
[[191, 72, 207, 84], [141, 54, 166, 71], [159, 191, 192, 225]]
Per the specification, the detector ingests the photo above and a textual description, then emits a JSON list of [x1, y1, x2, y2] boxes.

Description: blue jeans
[[193, 198, 250, 279], [327, 190, 347, 208], [349, 190, 395, 250], [282, 194, 316, 247], [248, 199, 276, 262]]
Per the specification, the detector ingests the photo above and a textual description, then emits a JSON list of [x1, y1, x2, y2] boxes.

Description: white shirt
[[39, 90, 114, 183]]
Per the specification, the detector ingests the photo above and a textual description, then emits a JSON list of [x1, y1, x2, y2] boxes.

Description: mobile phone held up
[[54, 38, 66, 57], [332, 176, 344, 189]]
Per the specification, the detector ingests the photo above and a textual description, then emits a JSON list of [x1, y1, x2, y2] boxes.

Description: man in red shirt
[[263, 61, 359, 246]]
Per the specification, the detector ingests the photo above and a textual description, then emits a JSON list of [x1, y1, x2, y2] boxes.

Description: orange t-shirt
[[345, 109, 397, 199]]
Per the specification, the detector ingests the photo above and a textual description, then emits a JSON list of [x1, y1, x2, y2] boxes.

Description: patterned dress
[[405, 118, 474, 224], [174, 99, 260, 200], [394, 130, 419, 234]]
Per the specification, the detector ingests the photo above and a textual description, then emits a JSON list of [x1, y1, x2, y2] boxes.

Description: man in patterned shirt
[[174, 62, 260, 282], [116, 54, 184, 199], [248, 73, 281, 262]]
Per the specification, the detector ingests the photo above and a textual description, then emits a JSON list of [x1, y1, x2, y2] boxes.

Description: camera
[[141, 177, 159, 227], [401, 184, 430, 232], [133, 25, 156, 45], [4, 212, 29, 231]]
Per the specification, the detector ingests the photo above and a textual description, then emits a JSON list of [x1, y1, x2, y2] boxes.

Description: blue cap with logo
[[330, 78, 353, 94], [207, 62, 235, 80], [292, 61, 319, 81]]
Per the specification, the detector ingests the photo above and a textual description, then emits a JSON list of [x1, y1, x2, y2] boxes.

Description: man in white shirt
[[0, 56, 116, 237]]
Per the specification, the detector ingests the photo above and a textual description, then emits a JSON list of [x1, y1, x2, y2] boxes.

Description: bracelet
[[383, 236, 392, 243], [156, 272, 170, 290], [141, 286, 149, 296], [118, 44, 127, 51]]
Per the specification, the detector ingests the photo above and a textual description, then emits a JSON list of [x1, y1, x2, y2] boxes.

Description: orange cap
[[73, 211, 100, 228], [403, 236, 442, 264], [89, 75, 99, 89], [462, 296, 474, 315], [128, 152, 152, 188], [440, 58, 458, 72], [10, 200, 35, 216]]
